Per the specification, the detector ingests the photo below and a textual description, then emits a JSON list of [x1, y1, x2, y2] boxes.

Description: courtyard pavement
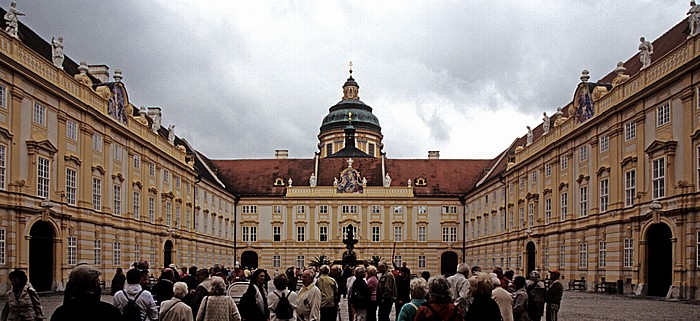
[[2, 289, 699, 320]]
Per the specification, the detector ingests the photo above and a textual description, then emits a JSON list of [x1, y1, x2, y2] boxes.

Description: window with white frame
[[148, 197, 155, 223], [273, 226, 281, 242], [543, 247, 549, 269], [296, 205, 305, 214], [625, 121, 636, 141], [94, 239, 101, 266], [519, 177, 525, 189], [442, 206, 457, 214], [393, 206, 404, 214], [560, 192, 568, 221], [579, 186, 588, 217], [394, 255, 402, 267], [92, 134, 102, 152], [0, 144, 5, 190], [544, 198, 552, 225], [625, 170, 636, 207], [67, 236, 77, 265], [527, 203, 534, 227], [175, 205, 181, 228], [113, 145, 122, 161], [477, 218, 481, 237], [149, 163, 155, 176], [33, 102, 46, 126], [624, 238, 634, 268], [319, 226, 328, 242], [560, 245, 566, 268], [508, 209, 514, 231], [657, 102, 670, 127], [531, 170, 537, 184], [371, 205, 381, 214], [273, 205, 283, 214], [134, 244, 140, 263], [578, 242, 587, 269], [418, 255, 426, 268], [174, 176, 180, 188], [66, 120, 78, 141], [242, 205, 257, 214], [0, 84, 6, 109], [185, 208, 191, 229], [450, 226, 457, 242], [545, 164, 552, 177], [418, 205, 427, 214], [37, 156, 50, 198], [652, 158, 665, 199], [132, 191, 140, 219], [113, 184, 122, 215], [491, 214, 496, 234], [297, 226, 305, 242], [599, 134, 609, 153], [561, 155, 569, 170], [342, 225, 358, 240], [273, 255, 281, 269], [501, 209, 506, 232], [580, 145, 588, 162], [66, 168, 77, 205], [319, 205, 328, 214], [417, 226, 426, 242], [342, 205, 358, 214], [202, 212, 208, 234], [0, 229, 4, 265], [599, 241, 606, 268], [163, 169, 169, 183], [442, 227, 450, 242], [372, 226, 380, 242], [296, 255, 305, 268], [518, 207, 524, 228], [113, 241, 121, 266], [599, 178, 609, 212], [165, 201, 172, 226], [133, 154, 140, 170], [394, 226, 403, 242], [250, 226, 257, 242]]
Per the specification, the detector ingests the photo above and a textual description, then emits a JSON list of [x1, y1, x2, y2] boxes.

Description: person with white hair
[[396, 277, 428, 321], [446, 263, 471, 315], [490, 273, 513, 321], [196, 276, 241, 321], [414, 276, 462, 321], [296, 269, 321, 321], [160, 282, 193, 321]]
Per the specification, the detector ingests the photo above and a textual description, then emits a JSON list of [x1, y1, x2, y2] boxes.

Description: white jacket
[[113, 283, 159, 321]]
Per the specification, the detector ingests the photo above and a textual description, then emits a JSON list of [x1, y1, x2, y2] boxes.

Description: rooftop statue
[[526, 126, 533, 145], [384, 173, 391, 187], [542, 112, 550, 134], [51, 37, 64, 69], [689, 1, 700, 38], [639, 37, 653, 69], [4, 2, 24, 38], [309, 173, 317, 187]]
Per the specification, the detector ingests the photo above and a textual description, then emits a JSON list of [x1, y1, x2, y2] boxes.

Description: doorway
[[241, 251, 258, 269], [526, 241, 536, 275], [440, 251, 458, 276], [164, 240, 173, 269], [29, 221, 54, 291], [646, 223, 672, 296]]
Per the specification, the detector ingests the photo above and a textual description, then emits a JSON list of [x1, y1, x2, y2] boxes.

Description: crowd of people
[[2, 260, 564, 321]]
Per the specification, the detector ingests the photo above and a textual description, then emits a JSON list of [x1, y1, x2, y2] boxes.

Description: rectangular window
[[508, 209, 514, 231], [92, 177, 102, 211], [341, 205, 358, 214], [273, 226, 281, 242], [560, 245, 566, 268], [149, 163, 155, 176], [372, 226, 380, 242], [174, 176, 181, 188], [319, 226, 328, 242], [273, 255, 281, 269], [657, 102, 670, 127], [561, 155, 569, 170], [94, 240, 101, 266], [67, 236, 77, 265], [518, 207, 524, 228], [92, 134, 102, 152], [544, 198, 551, 225], [531, 170, 537, 184], [580, 145, 588, 162], [175, 206, 181, 229], [242, 205, 258, 214], [65, 168, 77, 205], [297, 226, 305, 242], [0, 145, 5, 190], [326, 143, 332, 155], [624, 238, 634, 268], [625, 121, 636, 141], [165, 201, 172, 226], [33, 102, 46, 126], [0, 229, 4, 265], [450, 226, 457, 242], [113, 145, 122, 161], [273, 205, 283, 214], [0, 84, 6, 109], [442, 227, 450, 242], [393, 206, 404, 214], [134, 244, 140, 263], [418, 255, 426, 269], [297, 205, 305, 214], [113, 241, 121, 267], [578, 242, 588, 269], [113, 184, 122, 215], [203, 213, 208, 234], [625, 170, 636, 206], [132, 191, 140, 219], [418, 226, 426, 242], [394, 255, 402, 267], [163, 169, 169, 183], [372, 205, 381, 214], [185, 208, 191, 229], [442, 206, 457, 214], [560, 192, 568, 221], [579, 186, 588, 217], [250, 226, 257, 242], [600, 134, 609, 153], [37, 156, 50, 198], [652, 158, 665, 199], [501, 209, 506, 232], [543, 247, 549, 269], [545, 163, 552, 177], [394, 226, 403, 242], [368, 143, 375, 156], [519, 177, 525, 189], [527, 203, 534, 227], [242, 226, 249, 242], [599, 241, 607, 268], [148, 197, 155, 223], [296, 255, 305, 268], [418, 206, 427, 214], [319, 205, 328, 214], [66, 120, 78, 141], [133, 154, 140, 170], [599, 179, 609, 212]]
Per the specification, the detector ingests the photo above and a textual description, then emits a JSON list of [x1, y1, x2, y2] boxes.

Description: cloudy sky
[[18, 0, 683, 159]]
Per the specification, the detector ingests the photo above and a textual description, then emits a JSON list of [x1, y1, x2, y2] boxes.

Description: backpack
[[423, 303, 460, 321], [273, 291, 294, 319], [121, 289, 145, 321]]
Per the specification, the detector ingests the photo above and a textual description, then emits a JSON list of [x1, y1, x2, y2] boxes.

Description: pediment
[[26, 139, 58, 156], [645, 140, 677, 156]]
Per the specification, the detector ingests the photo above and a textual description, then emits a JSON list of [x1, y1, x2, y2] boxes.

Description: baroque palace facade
[[1, 5, 700, 301]]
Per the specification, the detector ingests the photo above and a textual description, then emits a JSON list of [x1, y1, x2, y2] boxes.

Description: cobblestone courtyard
[[3, 290, 700, 320]]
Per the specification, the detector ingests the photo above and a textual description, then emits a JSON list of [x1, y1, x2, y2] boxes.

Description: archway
[[440, 251, 458, 276], [29, 221, 54, 291], [646, 223, 672, 296], [241, 251, 258, 269], [163, 240, 173, 269], [526, 241, 536, 275]]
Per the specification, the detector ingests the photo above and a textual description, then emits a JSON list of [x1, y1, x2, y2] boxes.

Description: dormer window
[[274, 177, 285, 186], [415, 177, 427, 186]]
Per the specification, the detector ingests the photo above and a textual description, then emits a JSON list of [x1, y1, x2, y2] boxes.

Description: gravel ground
[[2, 289, 700, 320]]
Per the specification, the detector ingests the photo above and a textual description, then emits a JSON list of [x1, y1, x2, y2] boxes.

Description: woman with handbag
[[196, 277, 240, 321], [1, 269, 44, 321], [160, 282, 193, 321], [349, 266, 370, 321]]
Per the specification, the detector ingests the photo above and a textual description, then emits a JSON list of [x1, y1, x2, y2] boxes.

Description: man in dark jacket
[[377, 261, 397, 321], [395, 267, 411, 315], [546, 270, 564, 321], [526, 270, 546, 321]]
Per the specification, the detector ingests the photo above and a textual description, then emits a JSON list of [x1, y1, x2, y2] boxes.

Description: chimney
[[88, 64, 110, 83], [428, 151, 440, 159], [275, 150, 289, 159]]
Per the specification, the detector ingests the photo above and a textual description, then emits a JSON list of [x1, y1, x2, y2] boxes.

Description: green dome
[[320, 99, 382, 133]]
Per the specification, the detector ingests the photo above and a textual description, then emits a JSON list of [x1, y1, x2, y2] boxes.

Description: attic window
[[274, 177, 285, 186], [415, 177, 427, 186]]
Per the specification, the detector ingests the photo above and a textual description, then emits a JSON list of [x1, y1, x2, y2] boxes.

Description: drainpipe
[[233, 195, 240, 263], [460, 195, 467, 263]]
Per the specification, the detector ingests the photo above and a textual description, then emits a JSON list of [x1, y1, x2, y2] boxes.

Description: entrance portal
[[241, 251, 258, 269], [440, 251, 458, 276], [164, 240, 173, 268], [29, 221, 54, 291], [647, 223, 672, 296], [526, 242, 536, 275]]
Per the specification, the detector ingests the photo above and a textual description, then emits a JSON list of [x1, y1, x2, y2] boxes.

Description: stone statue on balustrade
[[383, 173, 391, 187], [639, 37, 653, 69], [526, 126, 533, 145], [689, 1, 700, 38], [542, 112, 550, 134], [309, 173, 317, 187], [51, 37, 64, 69], [4, 2, 24, 38]]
